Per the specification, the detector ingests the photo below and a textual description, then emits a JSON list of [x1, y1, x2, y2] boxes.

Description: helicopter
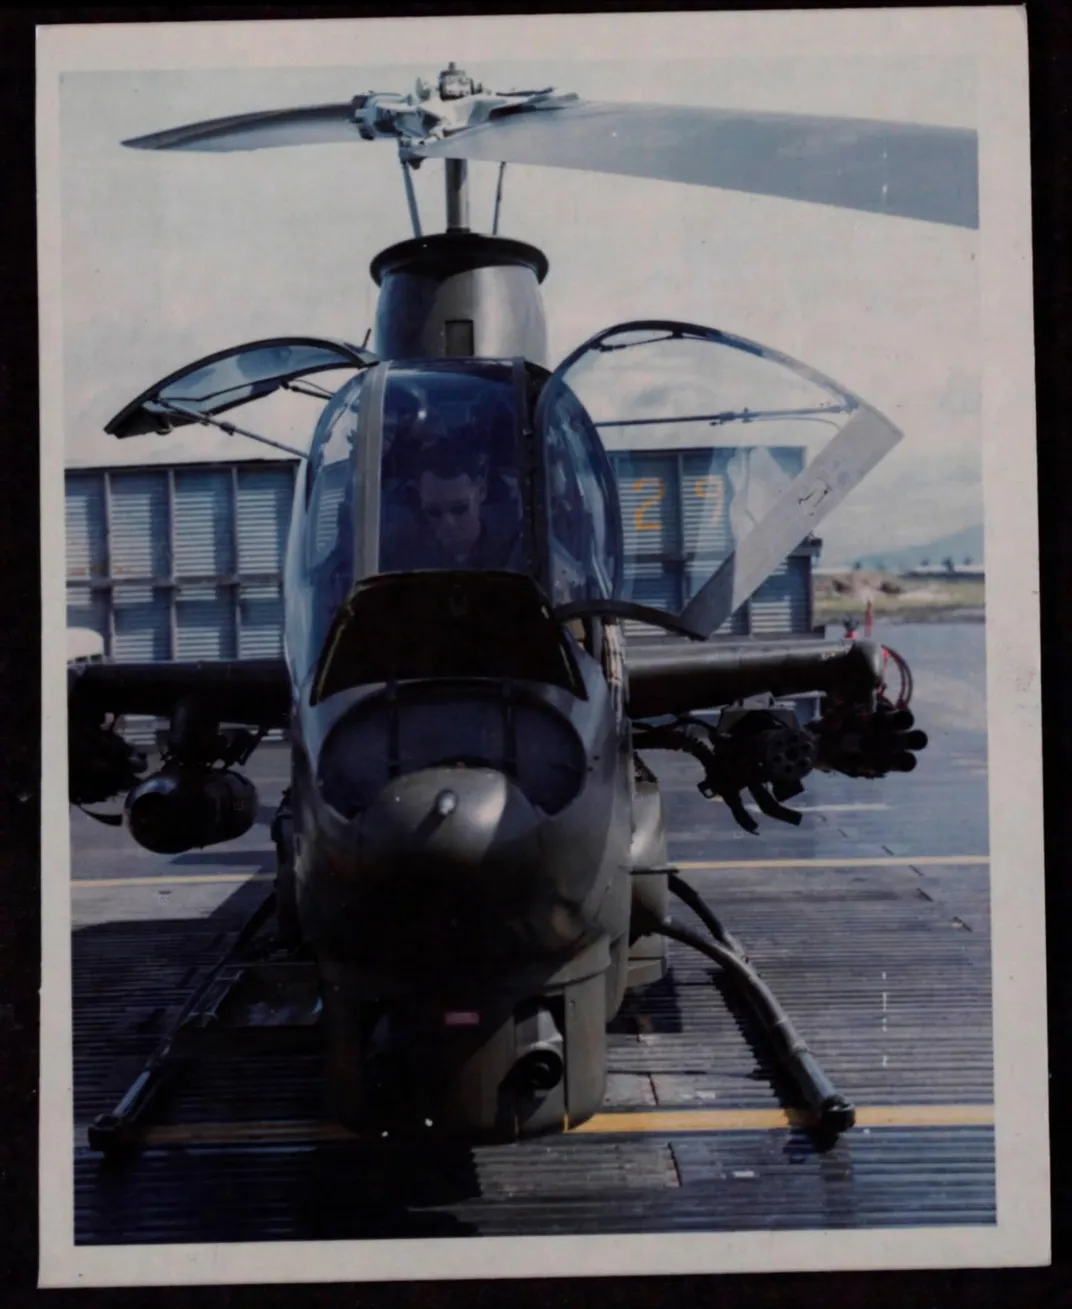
[[67, 62, 970, 1150]]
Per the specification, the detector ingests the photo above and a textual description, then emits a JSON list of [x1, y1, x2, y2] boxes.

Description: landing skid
[[644, 869, 855, 1134], [86, 890, 321, 1155], [86, 879, 854, 1156]]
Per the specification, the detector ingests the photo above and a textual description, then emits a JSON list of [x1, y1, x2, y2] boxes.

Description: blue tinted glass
[[610, 451, 682, 614], [158, 342, 360, 415], [378, 362, 527, 575], [541, 380, 621, 605], [553, 325, 856, 619], [303, 374, 363, 666]]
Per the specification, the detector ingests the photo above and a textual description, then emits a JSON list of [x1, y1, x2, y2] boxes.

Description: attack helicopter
[[68, 63, 969, 1150]]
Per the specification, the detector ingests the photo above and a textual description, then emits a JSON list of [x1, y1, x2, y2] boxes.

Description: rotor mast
[[437, 63, 473, 232], [445, 159, 469, 231], [371, 62, 548, 364]]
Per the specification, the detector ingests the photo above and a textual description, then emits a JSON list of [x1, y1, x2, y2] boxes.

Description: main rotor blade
[[679, 407, 902, 640], [415, 101, 978, 228], [122, 103, 364, 152]]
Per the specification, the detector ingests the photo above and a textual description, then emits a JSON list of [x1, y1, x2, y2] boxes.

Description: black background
[[1, 2, 1069, 1305]]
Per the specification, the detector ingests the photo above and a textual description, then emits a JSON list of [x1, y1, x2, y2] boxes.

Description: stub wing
[[68, 658, 291, 807], [625, 636, 885, 720], [626, 636, 927, 834], [68, 657, 291, 726]]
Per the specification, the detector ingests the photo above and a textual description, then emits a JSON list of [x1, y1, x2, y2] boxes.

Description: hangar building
[[65, 449, 820, 668]]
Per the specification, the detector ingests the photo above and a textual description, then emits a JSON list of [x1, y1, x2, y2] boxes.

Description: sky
[[57, 46, 981, 566]]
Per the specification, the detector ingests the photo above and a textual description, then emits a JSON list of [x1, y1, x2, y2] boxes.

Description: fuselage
[[286, 575, 636, 1008], [276, 351, 637, 1034]]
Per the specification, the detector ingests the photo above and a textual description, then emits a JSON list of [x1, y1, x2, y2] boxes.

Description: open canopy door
[[539, 321, 902, 640], [105, 337, 378, 439]]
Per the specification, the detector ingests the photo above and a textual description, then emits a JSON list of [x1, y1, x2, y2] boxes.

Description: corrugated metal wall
[[608, 447, 816, 640], [66, 460, 297, 741], [173, 467, 232, 662], [65, 474, 109, 642], [65, 448, 816, 680], [66, 460, 297, 665], [236, 467, 292, 659]]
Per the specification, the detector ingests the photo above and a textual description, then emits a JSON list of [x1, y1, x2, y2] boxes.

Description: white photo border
[[36, 5, 1047, 1287]]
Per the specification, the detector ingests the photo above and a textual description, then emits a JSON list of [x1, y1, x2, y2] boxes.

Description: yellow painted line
[[855, 1104, 995, 1129], [677, 856, 989, 871], [72, 856, 990, 891], [73, 872, 274, 890], [83, 1103, 994, 1150], [574, 1104, 995, 1134]]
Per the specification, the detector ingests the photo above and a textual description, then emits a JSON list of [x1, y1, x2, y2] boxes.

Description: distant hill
[[830, 523, 984, 574]]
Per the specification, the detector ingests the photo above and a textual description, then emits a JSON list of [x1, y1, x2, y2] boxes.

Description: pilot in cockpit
[[380, 436, 523, 573]]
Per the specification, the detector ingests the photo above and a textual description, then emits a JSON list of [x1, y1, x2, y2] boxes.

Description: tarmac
[[68, 621, 994, 1243]]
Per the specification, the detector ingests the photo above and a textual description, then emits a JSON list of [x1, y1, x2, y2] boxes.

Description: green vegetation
[[814, 570, 985, 623]]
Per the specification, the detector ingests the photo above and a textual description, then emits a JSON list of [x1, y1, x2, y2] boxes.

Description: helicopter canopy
[[378, 361, 529, 575], [291, 356, 623, 683], [538, 321, 902, 639], [292, 324, 898, 673], [103, 327, 900, 678], [105, 337, 377, 438]]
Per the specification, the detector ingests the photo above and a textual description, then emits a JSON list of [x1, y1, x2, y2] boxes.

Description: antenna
[[400, 158, 422, 237], [492, 163, 507, 235]]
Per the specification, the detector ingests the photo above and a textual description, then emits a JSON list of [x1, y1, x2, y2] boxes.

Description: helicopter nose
[[359, 766, 542, 874]]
